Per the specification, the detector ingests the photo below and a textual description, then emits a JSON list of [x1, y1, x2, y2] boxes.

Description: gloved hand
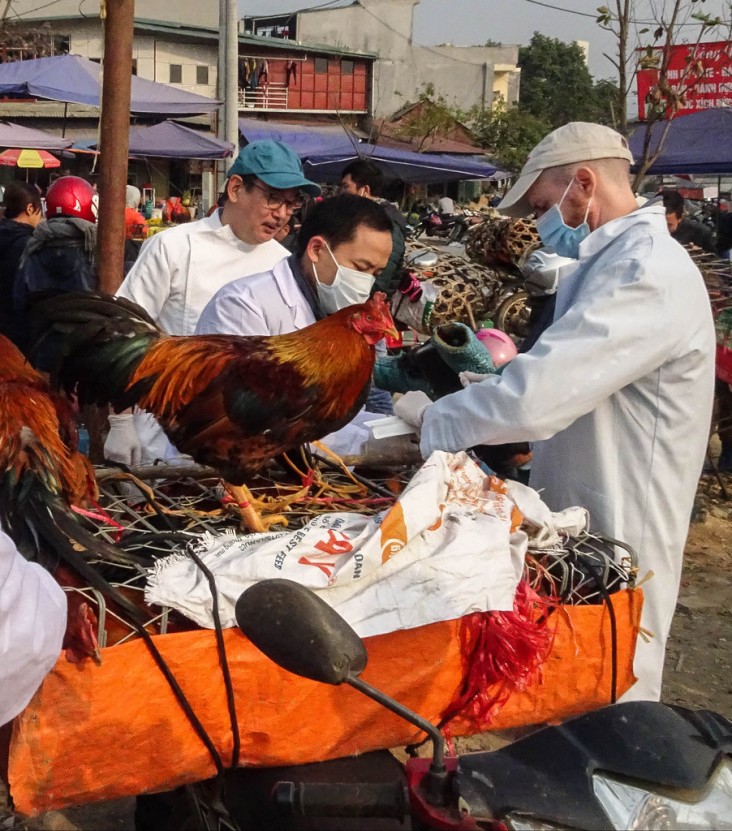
[[104, 413, 143, 466], [460, 371, 493, 387], [394, 391, 433, 429], [432, 323, 496, 376]]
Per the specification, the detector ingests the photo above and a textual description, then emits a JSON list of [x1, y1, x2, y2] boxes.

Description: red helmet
[[46, 176, 97, 222]]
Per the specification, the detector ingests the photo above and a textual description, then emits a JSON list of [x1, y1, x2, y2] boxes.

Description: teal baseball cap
[[228, 140, 321, 197]]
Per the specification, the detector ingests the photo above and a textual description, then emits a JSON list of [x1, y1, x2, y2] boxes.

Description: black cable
[[185, 545, 241, 770], [581, 556, 618, 704]]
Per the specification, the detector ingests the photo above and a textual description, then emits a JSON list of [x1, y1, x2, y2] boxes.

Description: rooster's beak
[[385, 326, 399, 340]]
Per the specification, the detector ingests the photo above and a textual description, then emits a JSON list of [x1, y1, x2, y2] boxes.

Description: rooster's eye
[[366, 315, 373, 322]]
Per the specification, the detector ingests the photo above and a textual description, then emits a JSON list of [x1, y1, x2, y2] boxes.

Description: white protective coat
[[116, 211, 289, 336], [419, 205, 716, 701], [115, 211, 288, 462], [0, 529, 66, 726], [196, 258, 382, 456]]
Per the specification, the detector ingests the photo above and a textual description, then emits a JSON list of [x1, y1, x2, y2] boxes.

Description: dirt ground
[[9, 476, 732, 831]]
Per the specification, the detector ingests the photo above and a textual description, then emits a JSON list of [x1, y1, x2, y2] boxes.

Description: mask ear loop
[[559, 177, 593, 225]]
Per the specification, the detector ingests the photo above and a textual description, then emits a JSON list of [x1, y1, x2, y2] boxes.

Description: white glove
[[393, 391, 433, 429], [459, 371, 493, 388], [104, 413, 143, 467]]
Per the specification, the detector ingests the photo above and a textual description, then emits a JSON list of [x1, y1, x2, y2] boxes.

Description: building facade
[[245, 0, 521, 118]]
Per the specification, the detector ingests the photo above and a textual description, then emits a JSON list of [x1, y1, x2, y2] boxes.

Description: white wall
[[7, 0, 218, 28], [48, 19, 218, 99]]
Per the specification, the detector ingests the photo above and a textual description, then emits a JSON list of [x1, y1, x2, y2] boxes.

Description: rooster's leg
[[225, 483, 287, 533]]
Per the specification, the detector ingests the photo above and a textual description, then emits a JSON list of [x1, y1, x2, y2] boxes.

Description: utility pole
[[97, 0, 134, 295], [217, 0, 239, 193], [225, 0, 239, 158]]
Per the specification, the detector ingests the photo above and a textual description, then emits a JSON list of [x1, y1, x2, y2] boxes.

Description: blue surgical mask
[[535, 179, 592, 259]]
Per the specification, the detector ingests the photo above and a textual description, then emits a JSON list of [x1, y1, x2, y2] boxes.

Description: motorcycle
[[228, 579, 732, 831], [413, 207, 471, 243]]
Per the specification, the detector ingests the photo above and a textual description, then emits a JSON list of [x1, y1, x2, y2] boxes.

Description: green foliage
[[518, 32, 599, 128], [465, 103, 551, 172], [392, 83, 464, 151]]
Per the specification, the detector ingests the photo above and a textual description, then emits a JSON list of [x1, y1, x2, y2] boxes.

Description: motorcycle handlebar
[[273, 780, 409, 819]]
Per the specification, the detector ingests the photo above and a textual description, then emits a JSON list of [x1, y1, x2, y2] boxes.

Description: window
[[314, 57, 328, 74], [131, 58, 138, 76], [196, 65, 209, 85], [341, 59, 353, 75], [169, 64, 182, 84]]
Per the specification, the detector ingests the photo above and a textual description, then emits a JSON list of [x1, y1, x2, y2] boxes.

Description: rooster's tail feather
[[29, 291, 161, 409]]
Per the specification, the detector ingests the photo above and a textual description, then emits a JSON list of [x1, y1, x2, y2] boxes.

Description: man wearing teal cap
[[108, 140, 321, 466]]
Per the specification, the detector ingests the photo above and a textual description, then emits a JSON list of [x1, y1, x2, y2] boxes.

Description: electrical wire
[[521, 0, 729, 27]]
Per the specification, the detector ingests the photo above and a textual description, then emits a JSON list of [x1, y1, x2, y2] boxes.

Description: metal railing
[[238, 82, 289, 110]]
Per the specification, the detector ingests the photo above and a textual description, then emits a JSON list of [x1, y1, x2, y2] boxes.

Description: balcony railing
[[238, 82, 288, 111]]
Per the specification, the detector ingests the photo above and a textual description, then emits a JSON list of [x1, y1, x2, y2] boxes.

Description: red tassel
[[442, 580, 557, 728]]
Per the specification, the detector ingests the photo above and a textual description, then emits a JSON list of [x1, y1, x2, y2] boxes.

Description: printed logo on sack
[[298, 529, 353, 585]]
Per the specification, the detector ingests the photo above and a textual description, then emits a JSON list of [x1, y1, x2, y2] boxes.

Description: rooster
[[32, 291, 398, 532], [0, 335, 150, 663]]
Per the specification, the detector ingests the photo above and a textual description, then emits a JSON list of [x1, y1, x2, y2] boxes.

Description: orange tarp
[[8, 588, 642, 816]]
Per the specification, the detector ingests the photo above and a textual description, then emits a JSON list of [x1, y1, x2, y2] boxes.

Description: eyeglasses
[[251, 181, 305, 212]]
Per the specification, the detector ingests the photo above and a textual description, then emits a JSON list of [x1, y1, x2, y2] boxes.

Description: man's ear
[[305, 235, 326, 263], [226, 175, 244, 203], [574, 167, 596, 196], [361, 184, 372, 198]]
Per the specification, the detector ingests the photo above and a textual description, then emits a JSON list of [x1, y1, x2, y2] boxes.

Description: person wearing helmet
[[107, 140, 321, 467], [395, 122, 715, 704], [13, 175, 98, 353]]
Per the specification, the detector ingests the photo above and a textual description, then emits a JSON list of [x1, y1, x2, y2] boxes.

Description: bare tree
[[597, 0, 728, 188], [0, 21, 60, 61]]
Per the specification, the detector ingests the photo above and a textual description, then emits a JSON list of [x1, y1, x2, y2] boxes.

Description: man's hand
[[104, 413, 142, 466], [393, 391, 433, 429]]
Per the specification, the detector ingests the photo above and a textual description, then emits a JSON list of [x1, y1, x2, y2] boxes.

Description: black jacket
[[0, 218, 34, 344], [14, 217, 97, 355]]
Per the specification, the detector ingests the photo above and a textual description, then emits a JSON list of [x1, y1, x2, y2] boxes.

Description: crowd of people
[[0, 122, 728, 733]]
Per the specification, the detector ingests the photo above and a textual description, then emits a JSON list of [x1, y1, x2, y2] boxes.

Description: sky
[[239, 0, 730, 82]]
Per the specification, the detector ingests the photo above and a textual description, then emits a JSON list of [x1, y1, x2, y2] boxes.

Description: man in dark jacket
[[0, 182, 42, 344], [14, 175, 97, 353], [661, 189, 717, 253]]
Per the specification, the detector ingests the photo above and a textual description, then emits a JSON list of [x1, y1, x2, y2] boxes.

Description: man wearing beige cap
[[396, 122, 715, 702]]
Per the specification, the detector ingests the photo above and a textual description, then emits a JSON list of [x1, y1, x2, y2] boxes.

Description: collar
[[577, 203, 667, 260], [286, 253, 325, 320]]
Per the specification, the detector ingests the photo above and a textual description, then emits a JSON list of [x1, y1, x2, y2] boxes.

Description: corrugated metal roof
[[132, 18, 377, 60]]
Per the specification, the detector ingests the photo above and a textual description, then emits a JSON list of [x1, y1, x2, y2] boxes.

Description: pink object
[[475, 328, 518, 368]]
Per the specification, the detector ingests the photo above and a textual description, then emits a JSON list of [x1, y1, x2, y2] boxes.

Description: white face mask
[[312, 241, 375, 314]]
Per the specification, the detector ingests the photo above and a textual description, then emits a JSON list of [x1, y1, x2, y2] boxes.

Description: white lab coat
[[196, 256, 317, 336], [116, 211, 288, 463], [419, 205, 716, 701], [0, 529, 66, 726], [196, 258, 382, 456], [117, 211, 289, 336]]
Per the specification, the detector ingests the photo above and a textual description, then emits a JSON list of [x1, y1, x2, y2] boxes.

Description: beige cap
[[499, 122, 634, 217]]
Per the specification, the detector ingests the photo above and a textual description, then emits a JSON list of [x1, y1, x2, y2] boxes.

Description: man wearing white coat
[[107, 141, 321, 465], [196, 194, 394, 455], [396, 122, 716, 702]]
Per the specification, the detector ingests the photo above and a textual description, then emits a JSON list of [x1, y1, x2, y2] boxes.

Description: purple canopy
[[628, 108, 732, 174], [0, 54, 220, 116], [127, 121, 234, 159], [0, 120, 72, 150]]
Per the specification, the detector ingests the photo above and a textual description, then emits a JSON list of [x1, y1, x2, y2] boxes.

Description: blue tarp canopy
[[127, 121, 234, 159], [239, 118, 359, 156], [0, 120, 71, 150], [239, 118, 501, 183], [0, 54, 221, 116], [302, 145, 500, 184], [628, 108, 732, 174]]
